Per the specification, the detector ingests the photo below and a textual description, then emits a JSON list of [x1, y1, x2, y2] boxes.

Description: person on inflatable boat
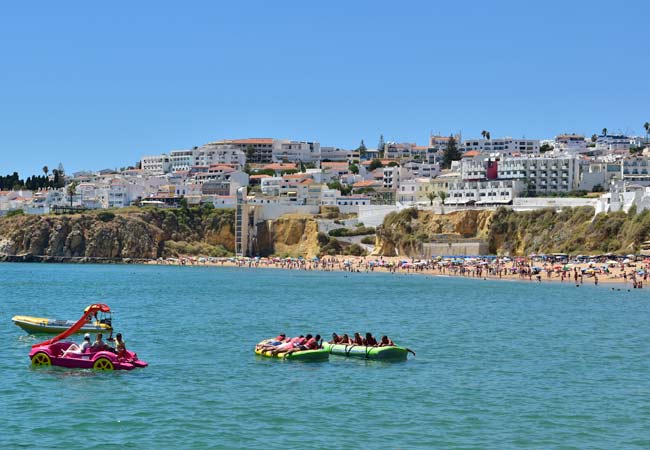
[[281, 334, 321, 355], [364, 332, 378, 346], [256, 334, 289, 352]]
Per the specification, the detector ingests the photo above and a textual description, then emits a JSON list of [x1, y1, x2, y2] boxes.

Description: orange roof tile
[[262, 163, 297, 171], [283, 173, 308, 179], [353, 180, 381, 188], [462, 150, 481, 158], [229, 138, 274, 145], [322, 162, 349, 169]]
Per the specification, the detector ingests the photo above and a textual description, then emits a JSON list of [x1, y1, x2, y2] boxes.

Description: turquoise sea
[[2, 263, 650, 449]]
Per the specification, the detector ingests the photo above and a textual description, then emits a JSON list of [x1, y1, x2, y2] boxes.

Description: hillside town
[[3, 129, 650, 232]]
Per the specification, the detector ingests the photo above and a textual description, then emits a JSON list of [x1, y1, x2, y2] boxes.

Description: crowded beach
[[150, 253, 650, 287]]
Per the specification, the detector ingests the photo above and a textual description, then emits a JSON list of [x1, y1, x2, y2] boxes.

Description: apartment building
[[272, 140, 321, 163], [169, 150, 196, 172], [554, 134, 587, 154], [320, 147, 359, 162], [396, 178, 435, 204], [595, 135, 631, 154], [497, 155, 580, 193], [446, 180, 523, 206], [621, 156, 650, 185], [461, 138, 539, 155], [141, 155, 171, 175]]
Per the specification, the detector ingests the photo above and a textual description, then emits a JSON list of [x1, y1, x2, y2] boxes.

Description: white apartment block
[[195, 143, 246, 169], [383, 166, 408, 190], [621, 157, 650, 185], [497, 156, 580, 193], [461, 138, 539, 155], [403, 161, 440, 179], [320, 147, 359, 162], [595, 135, 631, 154], [397, 178, 435, 204], [460, 157, 489, 181], [446, 180, 523, 206], [169, 150, 196, 172], [272, 140, 321, 163], [141, 155, 171, 175], [261, 177, 283, 196], [554, 134, 587, 154], [384, 142, 415, 159]]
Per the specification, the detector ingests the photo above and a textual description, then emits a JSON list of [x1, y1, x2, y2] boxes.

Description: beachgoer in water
[[353, 332, 364, 345], [378, 335, 395, 347], [364, 332, 378, 347]]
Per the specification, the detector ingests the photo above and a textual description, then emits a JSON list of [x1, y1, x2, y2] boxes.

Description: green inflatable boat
[[322, 342, 409, 360]]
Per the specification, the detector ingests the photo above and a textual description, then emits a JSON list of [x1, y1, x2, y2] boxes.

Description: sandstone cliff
[[375, 206, 650, 256], [0, 206, 236, 261], [255, 214, 320, 258], [374, 209, 493, 256]]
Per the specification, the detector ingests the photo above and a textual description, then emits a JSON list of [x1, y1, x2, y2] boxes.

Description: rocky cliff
[[375, 206, 650, 256], [374, 209, 493, 256], [0, 206, 236, 261], [255, 214, 320, 258]]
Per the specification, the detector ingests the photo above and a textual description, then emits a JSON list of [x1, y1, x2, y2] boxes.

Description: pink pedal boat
[[29, 303, 148, 371]]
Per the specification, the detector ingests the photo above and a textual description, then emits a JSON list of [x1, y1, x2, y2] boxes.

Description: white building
[[554, 134, 587, 154], [403, 161, 440, 179], [383, 166, 408, 190], [497, 155, 580, 194], [320, 147, 359, 162], [195, 143, 246, 169], [169, 149, 196, 172], [446, 180, 523, 206], [396, 178, 436, 204], [261, 177, 283, 196], [621, 156, 650, 185], [461, 138, 539, 155], [595, 135, 631, 154], [384, 142, 415, 159], [272, 140, 321, 163], [595, 183, 650, 215], [141, 155, 171, 175]]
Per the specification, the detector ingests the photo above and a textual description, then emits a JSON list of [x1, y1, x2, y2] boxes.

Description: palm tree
[[602, 127, 608, 136], [66, 181, 78, 207], [437, 191, 448, 214], [42, 165, 49, 177], [644, 122, 650, 142], [481, 130, 487, 139], [486, 131, 491, 140], [426, 191, 437, 206]]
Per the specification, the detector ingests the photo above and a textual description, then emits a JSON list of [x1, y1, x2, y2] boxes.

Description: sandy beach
[[147, 255, 650, 288]]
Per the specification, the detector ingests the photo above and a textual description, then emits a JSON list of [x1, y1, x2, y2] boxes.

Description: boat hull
[[322, 342, 408, 360], [12, 316, 112, 335]]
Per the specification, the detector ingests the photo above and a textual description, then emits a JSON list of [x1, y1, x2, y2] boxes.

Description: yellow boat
[[12, 312, 113, 335]]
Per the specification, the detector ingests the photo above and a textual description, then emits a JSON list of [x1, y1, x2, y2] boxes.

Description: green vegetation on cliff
[[0, 204, 236, 260], [376, 207, 650, 257], [489, 206, 650, 255]]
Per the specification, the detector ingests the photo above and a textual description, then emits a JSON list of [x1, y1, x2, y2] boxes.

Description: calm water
[[2, 263, 650, 449]]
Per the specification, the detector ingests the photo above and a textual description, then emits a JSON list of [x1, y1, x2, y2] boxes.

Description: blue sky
[[1, 1, 649, 176]]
